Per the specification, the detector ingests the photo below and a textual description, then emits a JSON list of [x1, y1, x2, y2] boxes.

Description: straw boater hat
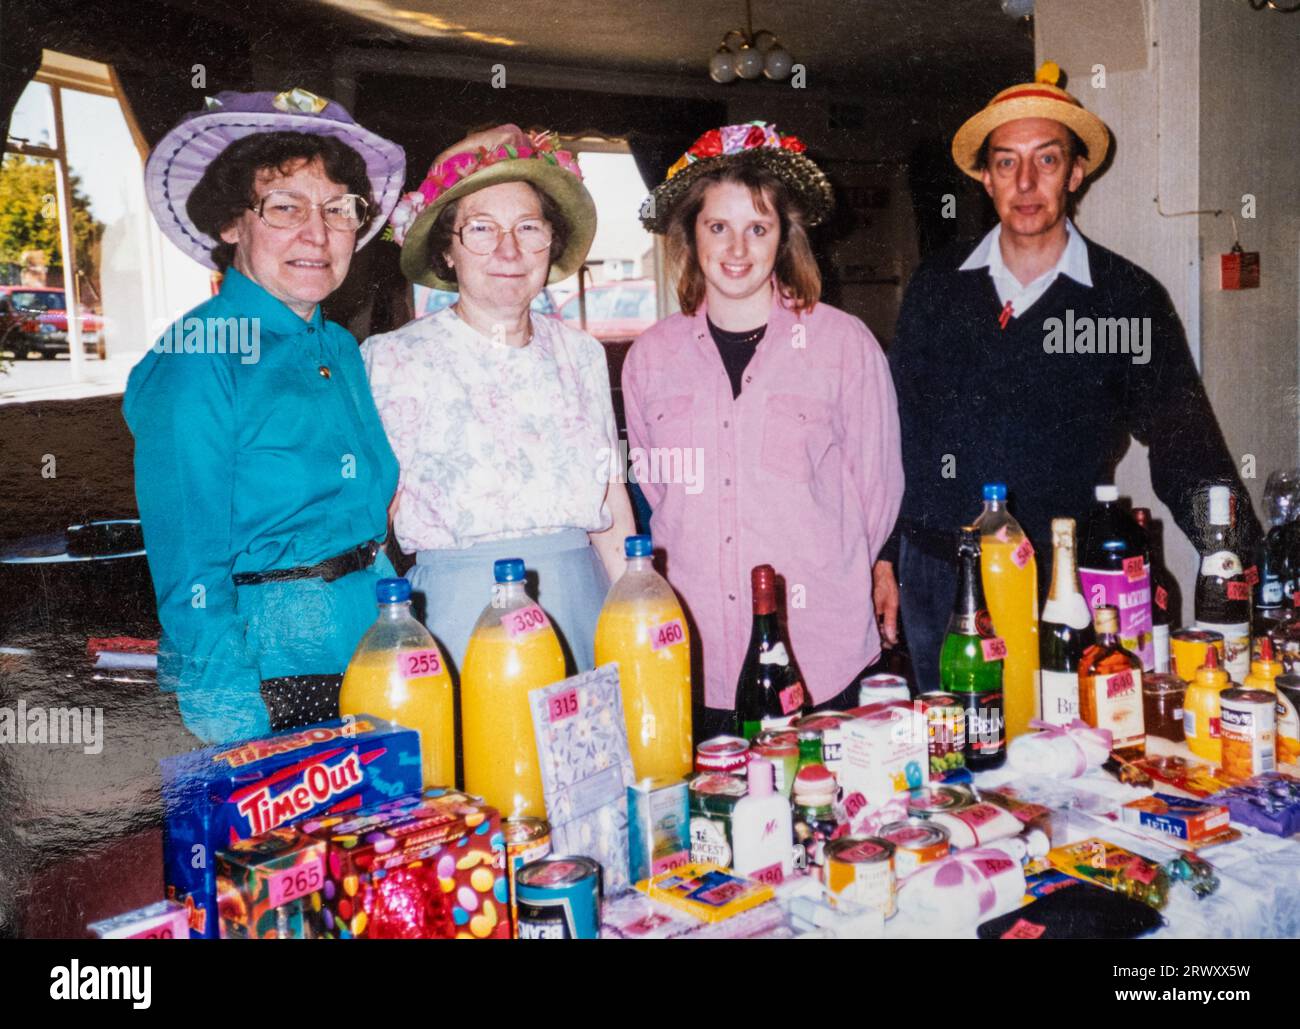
[[389, 126, 597, 291], [145, 87, 407, 270], [639, 121, 833, 235], [951, 62, 1111, 181]]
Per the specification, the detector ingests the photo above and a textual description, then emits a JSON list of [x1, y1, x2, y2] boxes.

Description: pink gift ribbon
[[1027, 718, 1112, 777]]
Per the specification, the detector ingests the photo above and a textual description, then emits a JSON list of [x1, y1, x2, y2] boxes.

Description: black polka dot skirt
[[259, 674, 343, 732]]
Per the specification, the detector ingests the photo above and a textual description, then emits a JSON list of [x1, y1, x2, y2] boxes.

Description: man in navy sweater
[[872, 63, 1258, 693]]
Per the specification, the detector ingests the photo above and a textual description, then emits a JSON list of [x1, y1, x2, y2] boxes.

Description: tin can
[[824, 836, 897, 918], [1171, 628, 1225, 682], [878, 818, 952, 878], [503, 816, 552, 938], [859, 673, 912, 706], [751, 730, 799, 796], [1220, 687, 1277, 780], [1142, 673, 1187, 743], [1276, 674, 1300, 766], [627, 777, 689, 883], [1274, 622, 1300, 675], [695, 735, 750, 776], [688, 773, 748, 867], [918, 692, 966, 777], [794, 712, 852, 775], [515, 856, 602, 940], [907, 783, 975, 818]]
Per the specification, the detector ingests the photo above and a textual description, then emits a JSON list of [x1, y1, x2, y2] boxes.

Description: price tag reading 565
[[981, 637, 1008, 662], [504, 604, 551, 640]]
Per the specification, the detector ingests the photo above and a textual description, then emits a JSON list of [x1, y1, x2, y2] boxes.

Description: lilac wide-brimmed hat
[[144, 87, 406, 269]]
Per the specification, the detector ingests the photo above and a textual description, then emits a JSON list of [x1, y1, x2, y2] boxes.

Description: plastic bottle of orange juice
[[461, 558, 566, 819], [339, 578, 454, 789], [974, 483, 1040, 743], [594, 535, 693, 781]]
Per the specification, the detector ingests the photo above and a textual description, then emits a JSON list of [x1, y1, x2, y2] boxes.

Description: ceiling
[[308, 0, 1035, 94]]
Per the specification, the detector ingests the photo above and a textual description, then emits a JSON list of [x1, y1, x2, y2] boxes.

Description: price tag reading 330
[[504, 603, 551, 640]]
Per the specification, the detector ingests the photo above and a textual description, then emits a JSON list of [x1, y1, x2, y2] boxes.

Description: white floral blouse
[[362, 307, 618, 552]]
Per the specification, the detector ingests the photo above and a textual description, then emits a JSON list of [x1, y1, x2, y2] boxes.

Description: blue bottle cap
[[982, 483, 1007, 502], [625, 535, 653, 558], [376, 578, 411, 604], [494, 558, 526, 583]]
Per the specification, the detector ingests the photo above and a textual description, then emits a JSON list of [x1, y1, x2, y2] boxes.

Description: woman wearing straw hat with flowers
[[125, 88, 407, 744], [363, 125, 634, 676], [624, 121, 904, 739]]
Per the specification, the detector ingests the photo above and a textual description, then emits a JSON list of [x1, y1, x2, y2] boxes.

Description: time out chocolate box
[[161, 716, 421, 938]]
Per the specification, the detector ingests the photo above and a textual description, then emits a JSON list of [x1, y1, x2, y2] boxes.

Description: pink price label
[[1105, 671, 1136, 699], [1011, 538, 1034, 568], [750, 863, 786, 886], [1124, 856, 1158, 885], [981, 637, 1008, 662], [1123, 556, 1146, 582], [971, 856, 1015, 878], [399, 648, 443, 679], [1155, 585, 1169, 611], [995, 525, 1011, 543], [504, 603, 550, 639], [779, 682, 806, 715], [1001, 918, 1047, 940], [125, 911, 189, 940], [650, 618, 686, 651], [1244, 565, 1259, 588], [1227, 581, 1250, 602], [267, 857, 325, 907], [548, 688, 580, 723]]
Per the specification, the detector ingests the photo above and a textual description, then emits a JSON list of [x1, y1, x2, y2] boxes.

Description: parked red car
[[559, 278, 656, 343], [0, 286, 104, 359]]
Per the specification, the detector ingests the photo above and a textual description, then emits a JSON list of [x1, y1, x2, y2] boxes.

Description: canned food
[[859, 673, 911, 706], [794, 712, 853, 773], [824, 836, 897, 918], [1172, 628, 1225, 683], [695, 735, 750, 776], [878, 818, 951, 878], [515, 856, 602, 940], [503, 817, 552, 939], [688, 773, 748, 867], [1142, 673, 1186, 743], [1274, 622, 1300, 674], [1277, 674, 1300, 765], [906, 784, 975, 818], [1220, 687, 1277, 780], [918, 691, 966, 776], [751, 729, 799, 796]]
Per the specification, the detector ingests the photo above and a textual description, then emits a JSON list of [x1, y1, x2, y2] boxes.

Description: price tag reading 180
[[981, 637, 1008, 662], [651, 618, 686, 651], [548, 688, 579, 724], [267, 858, 325, 907], [504, 603, 550, 640], [400, 648, 444, 679]]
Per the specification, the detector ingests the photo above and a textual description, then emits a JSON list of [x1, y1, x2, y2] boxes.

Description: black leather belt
[[232, 540, 380, 586]]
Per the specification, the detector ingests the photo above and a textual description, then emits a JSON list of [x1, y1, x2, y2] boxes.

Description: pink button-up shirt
[[622, 292, 903, 709]]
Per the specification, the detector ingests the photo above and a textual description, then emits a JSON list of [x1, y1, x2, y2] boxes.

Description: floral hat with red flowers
[[639, 121, 833, 234], [388, 125, 596, 290]]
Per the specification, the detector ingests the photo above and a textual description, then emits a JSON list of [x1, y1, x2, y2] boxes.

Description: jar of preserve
[[1142, 672, 1186, 742]]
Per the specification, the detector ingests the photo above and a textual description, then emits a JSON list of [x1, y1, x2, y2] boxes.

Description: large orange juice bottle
[[461, 558, 566, 819], [594, 535, 693, 781], [339, 578, 454, 788], [974, 483, 1040, 743]]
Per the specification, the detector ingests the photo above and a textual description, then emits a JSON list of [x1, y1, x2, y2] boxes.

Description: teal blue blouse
[[123, 268, 399, 744]]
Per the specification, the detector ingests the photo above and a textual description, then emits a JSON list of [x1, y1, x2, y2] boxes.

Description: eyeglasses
[[454, 218, 553, 255], [249, 190, 369, 232]]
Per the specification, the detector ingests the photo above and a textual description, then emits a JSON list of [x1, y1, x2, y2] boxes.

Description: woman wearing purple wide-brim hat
[[124, 88, 407, 745]]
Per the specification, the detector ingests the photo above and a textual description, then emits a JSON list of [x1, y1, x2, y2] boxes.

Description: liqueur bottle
[[1039, 518, 1094, 726], [735, 564, 809, 741], [1080, 485, 1154, 670], [1078, 605, 1146, 761], [1132, 508, 1176, 673], [939, 527, 1006, 770]]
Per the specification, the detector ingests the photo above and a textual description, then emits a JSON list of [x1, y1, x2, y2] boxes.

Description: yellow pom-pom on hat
[[1035, 61, 1062, 86]]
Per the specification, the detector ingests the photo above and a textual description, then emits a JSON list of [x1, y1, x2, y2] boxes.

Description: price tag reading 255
[[504, 604, 551, 640], [400, 649, 444, 679]]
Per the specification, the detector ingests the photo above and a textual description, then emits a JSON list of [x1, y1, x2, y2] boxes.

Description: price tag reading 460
[[267, 858, 324, 907], [651, 618, 686, 651], [504, 603, 551, 640]]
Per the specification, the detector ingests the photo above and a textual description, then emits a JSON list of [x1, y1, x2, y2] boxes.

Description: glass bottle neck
[[377, 600, 412, 620], [1048, 538, 1080, 603], [494, 581, 528, 606], [953, 551, 988, 617]]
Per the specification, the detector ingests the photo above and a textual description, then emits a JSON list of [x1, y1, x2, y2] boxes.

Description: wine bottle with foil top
[[1132, 508, 1175, 673], [1039, 518, 1094, 726], [939, 527, 1006, 770], [735, 564, 809, 741], [1078, 604, 1146, 761], [1194, 485, 1252, 683]]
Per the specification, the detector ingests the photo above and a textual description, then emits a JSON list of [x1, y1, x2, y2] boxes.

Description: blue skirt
[[406, 529, 610, 681]]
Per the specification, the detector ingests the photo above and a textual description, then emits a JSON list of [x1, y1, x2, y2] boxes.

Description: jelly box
[[216, 828, 327, 939], [302, 788, 509, 939], [1120, 793, 1231, 845], [87, 900, 190, 940], [839, 701, 929, 807], [160, 715, 422, 938]]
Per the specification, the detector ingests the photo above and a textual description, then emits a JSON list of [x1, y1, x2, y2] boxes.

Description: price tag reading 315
[[548, 688, 580, 724]]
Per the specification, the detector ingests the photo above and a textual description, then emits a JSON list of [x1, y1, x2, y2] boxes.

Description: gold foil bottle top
[[1051, 517, 1076, 549]]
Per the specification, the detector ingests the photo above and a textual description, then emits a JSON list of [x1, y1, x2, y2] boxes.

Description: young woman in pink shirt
[[624, 122, 904, 739]]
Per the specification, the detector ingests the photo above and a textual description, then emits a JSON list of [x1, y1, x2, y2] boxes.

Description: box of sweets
[[160, 715, 422, 938], [216, 828, 327, 939], [838, 700, 929, 808], [301, 787, 510, 939]]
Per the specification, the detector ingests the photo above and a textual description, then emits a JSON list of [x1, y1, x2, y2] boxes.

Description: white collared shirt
[[959, 218, 1093, 318]]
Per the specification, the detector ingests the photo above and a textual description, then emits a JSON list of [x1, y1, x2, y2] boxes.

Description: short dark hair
[[187, 131, 373, 271], [424, 182, 571, 286], [973, 125, 1089, 172]]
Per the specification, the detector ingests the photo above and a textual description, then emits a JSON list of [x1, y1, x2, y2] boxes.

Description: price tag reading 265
[[267, 858, 324, 907], [504, 604, 551, 640], [400, 649, 444, 679]]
